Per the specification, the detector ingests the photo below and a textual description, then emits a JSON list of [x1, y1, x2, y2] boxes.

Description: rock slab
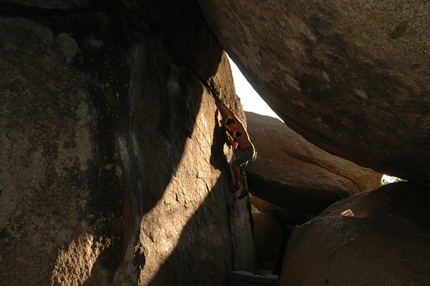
[[246, 112, 381, 215], [0, 2, 256, 285], [198, 0, 430, 187], [280, 182, 430, 286]]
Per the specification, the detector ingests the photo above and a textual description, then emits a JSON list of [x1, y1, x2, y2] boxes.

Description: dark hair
[[225, 118, 235, 125]]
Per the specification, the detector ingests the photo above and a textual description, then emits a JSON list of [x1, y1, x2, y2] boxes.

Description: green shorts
[[233, 146, 255, 178]]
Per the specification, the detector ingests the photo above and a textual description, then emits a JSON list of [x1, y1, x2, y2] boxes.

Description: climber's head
[[225, 118, 237, 132]]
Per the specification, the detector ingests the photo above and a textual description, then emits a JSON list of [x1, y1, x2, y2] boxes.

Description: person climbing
[[218, 100, 255, 199]]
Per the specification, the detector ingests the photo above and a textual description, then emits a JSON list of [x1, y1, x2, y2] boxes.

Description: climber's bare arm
[[226, 131, 239, 149], [218, 101, 236, 120]]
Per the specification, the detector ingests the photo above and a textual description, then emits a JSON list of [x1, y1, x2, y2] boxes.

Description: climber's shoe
[[238, 190, 249, 199]]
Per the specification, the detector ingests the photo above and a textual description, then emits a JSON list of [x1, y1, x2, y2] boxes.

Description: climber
[[218, 100, 255, 199]]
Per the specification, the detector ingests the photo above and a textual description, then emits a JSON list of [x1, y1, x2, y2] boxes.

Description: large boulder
[[246, 112, 381, 215], [197, 0, 430, 187], [280, 182, 430, 285], [0, 2, 256, 285], [119, 47, 256, 286]]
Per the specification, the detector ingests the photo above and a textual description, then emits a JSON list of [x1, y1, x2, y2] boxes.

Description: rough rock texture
[[0, 15, 119, 285], [246, 112, 381, 215], [197, 0, 430, 187], [280, 182, 430, 286], [0, 1, 256, 285], [116, 46, 255, 286]]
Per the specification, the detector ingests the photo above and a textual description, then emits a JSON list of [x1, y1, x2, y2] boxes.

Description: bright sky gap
[[228, 56, 280, 120]]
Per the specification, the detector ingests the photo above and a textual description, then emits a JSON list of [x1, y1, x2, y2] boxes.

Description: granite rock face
[[280, 182, 430, 286], [0, 1, 256, 285], [5, 0, 429, 284], [198, 0, 430, 187], [246, 112, 381, 216], [116, 44, 255, 286]]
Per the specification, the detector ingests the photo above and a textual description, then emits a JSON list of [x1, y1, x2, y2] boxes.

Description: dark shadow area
[[115, 37, 204, 282], [114, 1, 228, 281], [1, 0, 231, 285], [148, 179, 248, 285], [148, 114, 255, 285], [272, 225, 294, 276], [48, 0, 224, 283], [387, 182, 430, 236], [118, 0, 224, 82], [31, 7, 132, 283], [211, 111, 233, 181], [247, 173, 345, 216], [124, 37, 206, 216], [136, 91, 258, 284]]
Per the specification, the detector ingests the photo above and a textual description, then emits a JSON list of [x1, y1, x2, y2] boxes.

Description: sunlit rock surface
[[246, 112, 381, 216], [198, 0, 430, 187], [0, 1, 256, 285], [4, 0, 430, 284], [280, 182, 430, 286]]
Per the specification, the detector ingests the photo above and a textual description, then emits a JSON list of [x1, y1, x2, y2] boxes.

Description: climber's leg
[[230, 163, 241, 193]]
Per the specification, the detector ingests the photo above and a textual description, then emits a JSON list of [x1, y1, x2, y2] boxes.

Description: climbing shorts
[[233, 146, 255, 178]]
